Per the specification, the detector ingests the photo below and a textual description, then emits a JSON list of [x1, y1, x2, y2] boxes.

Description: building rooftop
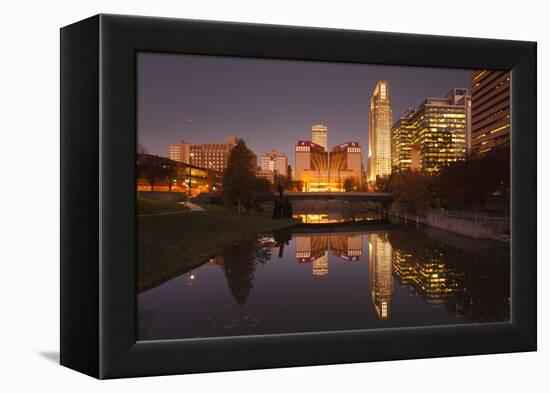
[[296, 140, 326, 150], [332, 141, 361, 151]]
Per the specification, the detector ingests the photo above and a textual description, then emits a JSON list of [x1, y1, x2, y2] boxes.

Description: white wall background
[[0, 0, 546, 391]]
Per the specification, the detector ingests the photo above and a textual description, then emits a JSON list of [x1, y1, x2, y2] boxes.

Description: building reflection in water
[[294, 213, 375, 224], [389, 232, 465, 308], [312, 253, 328, 276], [294, 233, 364, 276], [291, 231, 473, 321], [387, 230, 510, 323], [331, 234, 363, 261], [199, 229, 508, 323], [392, 248, 463, 306], [368, 233, 393, 320]]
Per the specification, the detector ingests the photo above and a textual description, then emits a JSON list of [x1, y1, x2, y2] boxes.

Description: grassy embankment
[[137, 200, 298, 292], [138, 198, 190, 215]]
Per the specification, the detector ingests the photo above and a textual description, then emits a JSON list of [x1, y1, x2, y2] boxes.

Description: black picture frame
[[60, 14, 537, 379]]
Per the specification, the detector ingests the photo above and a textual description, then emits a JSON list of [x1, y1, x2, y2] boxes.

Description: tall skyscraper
[[312, 124, 328, 151], [391, 108, 417, 173], [368, 81, 393, 182], [470, 70, 510, 155], [391, 88, 470, 173]]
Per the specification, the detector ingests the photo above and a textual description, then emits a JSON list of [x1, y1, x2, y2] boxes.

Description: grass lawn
[[137, 198, 190, 215], [138, 203, 298, 292]]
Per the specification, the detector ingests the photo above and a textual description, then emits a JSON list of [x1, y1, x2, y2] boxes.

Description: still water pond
[[138, 225, 510, 341]]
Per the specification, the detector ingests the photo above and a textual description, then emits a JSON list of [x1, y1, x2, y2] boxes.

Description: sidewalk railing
[[430, 209, 509, 222]]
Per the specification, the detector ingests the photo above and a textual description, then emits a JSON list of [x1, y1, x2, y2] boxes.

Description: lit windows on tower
[[368, 81, 393, 182], [311, 124, 328, 152], [391, 89, 470, 173], [470, 70, 510, 155]]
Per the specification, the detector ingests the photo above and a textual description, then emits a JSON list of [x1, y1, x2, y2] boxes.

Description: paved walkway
[[178, 201, 205, 211]]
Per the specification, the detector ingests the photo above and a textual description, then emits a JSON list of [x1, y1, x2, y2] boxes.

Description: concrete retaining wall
[[426, 213, 500, 239], [386, 202, 509, 241]]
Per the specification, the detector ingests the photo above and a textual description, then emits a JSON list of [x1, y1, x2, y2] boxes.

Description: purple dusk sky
[[137, 52, 472, 165]]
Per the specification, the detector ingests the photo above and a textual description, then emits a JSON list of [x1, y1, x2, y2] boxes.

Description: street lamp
[[187, 272, 196, 286], [188, 152, 195, 205]]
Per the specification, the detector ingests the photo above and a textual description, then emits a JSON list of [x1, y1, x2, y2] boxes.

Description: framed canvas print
[[60, 14, 537, 379]]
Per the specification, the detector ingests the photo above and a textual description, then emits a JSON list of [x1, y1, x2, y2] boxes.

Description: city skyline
[[132, 28, 513, 346], [138, 52, 472, 164]]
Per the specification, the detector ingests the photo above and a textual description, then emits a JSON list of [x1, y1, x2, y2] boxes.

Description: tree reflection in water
[[220, 236, 273, 304]]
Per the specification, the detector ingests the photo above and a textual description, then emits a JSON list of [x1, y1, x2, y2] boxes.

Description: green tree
[[274, 174, 291, 191], [435, 146, 510, 207], [222, 139, 257, 214], [374, 175, 390, 192], [387, 170, 435, 210], [343, 177, 359, 192], [137, 154, 176, 191], [221, 238, 257, 305], [166, 165, 177, 192], [255, 177, 272, 193], [290, 180, 304, 192]]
